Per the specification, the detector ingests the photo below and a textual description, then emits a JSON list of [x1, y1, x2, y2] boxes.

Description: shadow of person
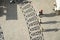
[[42, 28, 60, 32], [44, 13, 56, 17], [41, 21, 60, 24]]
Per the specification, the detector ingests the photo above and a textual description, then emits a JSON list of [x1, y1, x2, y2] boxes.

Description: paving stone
[[31, 31, 41, 36], [27, 16, 37, 22], [32, 36, 42, 40], [30, 26, 40, 31], [23, 8, 34, 13], [25, 12, 35, 18], [0, 27, 4, 40], [22, 4, 31, 10], [20, 2, 42, 40]]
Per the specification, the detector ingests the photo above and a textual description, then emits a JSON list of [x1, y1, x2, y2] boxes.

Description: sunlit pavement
[[0, 0, 30, 40], [32, 0, 60, 40], [0, 0, 60, 40]]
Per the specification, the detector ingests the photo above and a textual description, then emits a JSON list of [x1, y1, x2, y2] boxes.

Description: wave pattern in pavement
[[20, 2, 44, 40], [0, 26, 4, 40]]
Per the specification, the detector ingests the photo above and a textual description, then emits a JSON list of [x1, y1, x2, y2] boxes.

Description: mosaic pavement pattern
[[20, 2, 44, 40], [0, 26, 4, 40]]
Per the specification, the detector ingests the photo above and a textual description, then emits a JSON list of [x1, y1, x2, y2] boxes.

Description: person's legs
[[40, 19, 42, 23]]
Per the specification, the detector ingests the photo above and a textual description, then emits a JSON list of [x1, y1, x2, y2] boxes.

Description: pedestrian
[[39, 10, 43, 18], [39, 10, 43, 15]]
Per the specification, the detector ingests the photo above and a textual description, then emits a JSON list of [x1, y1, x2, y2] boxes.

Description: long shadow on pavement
[[42, 28, 60, 32], [41, 21, 60, 24], [40, 13, 60, 17]]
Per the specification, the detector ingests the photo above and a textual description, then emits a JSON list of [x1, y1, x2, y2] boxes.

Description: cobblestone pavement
[[20, 2, 44, 40], [32, 0, 60, 40], [0, 0, 60, 40], [40, 13, 60, 40], [0, 27, 4, 40]]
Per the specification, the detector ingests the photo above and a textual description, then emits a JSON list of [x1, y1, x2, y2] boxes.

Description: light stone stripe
[[22, 4, 31, 10]]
